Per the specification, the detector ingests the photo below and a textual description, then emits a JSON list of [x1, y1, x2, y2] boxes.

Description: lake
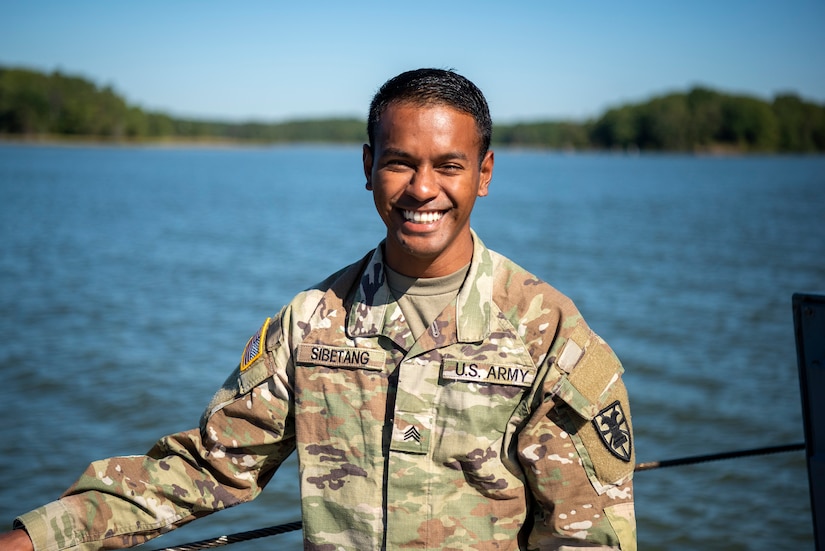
[[0, 143, 823, 550]]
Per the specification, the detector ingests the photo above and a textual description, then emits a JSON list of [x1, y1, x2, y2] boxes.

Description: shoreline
[[2, 134, 823, 157], [0, 134, 359, 150]]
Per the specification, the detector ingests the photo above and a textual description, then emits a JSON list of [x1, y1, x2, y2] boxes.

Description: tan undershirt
[[385, 263, 471, 340]]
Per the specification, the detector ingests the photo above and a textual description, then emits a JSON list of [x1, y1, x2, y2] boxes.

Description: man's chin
[[395, 233, 446, 258]]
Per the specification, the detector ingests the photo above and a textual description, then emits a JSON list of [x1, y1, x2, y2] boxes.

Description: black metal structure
[[794, 293, 825, 551]]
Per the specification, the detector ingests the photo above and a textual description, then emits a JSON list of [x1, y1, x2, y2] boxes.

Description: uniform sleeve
[[14, 315, 296, 551], [517, 322, 636, 550]]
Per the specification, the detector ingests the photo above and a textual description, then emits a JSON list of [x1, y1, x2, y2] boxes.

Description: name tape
[[297, 344, 386, 371], [442, 359, 536, 388]]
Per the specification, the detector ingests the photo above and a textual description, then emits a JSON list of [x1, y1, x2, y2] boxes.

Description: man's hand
[[0, 529, 34, 551]]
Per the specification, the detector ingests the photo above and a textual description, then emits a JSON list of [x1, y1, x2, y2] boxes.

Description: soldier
[[1, 68, 636, 550]]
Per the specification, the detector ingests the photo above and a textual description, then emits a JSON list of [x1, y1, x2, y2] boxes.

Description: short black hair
[[367, 68, 492, 160]]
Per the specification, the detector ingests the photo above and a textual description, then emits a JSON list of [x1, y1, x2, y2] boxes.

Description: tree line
[[493, 88, 825, 153], [2, 65, 824, 152]]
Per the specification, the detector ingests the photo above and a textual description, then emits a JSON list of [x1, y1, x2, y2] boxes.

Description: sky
[[2, 1, 824, 124]]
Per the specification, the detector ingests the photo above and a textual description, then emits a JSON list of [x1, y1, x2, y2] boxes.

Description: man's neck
[[383, 235, 474, 278]]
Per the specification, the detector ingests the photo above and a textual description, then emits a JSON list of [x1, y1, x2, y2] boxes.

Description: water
[[0, 144, 822, 550]]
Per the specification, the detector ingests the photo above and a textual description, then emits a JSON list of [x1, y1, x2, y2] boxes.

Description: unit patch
[[297, 344, 386, 371], [441, 359, 536, 388], [240, 317, 271, 372], [592, 400, 632, 462]]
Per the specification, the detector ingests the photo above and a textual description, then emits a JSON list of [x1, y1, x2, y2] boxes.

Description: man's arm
[[12, 314, 297, 551], [518, 326, 637, 549], [0, 529, 34, 551]]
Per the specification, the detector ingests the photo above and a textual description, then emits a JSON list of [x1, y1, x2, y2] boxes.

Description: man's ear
[[363, 144, 374, 190], [477, 150, 494, 197]]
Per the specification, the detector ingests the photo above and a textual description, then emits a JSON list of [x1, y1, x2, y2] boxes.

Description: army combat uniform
[[16, 232, 636, 550]]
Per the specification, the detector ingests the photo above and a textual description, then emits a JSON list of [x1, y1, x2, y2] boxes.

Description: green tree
[[2, 64, 823, 152], [772, 94, 825, 152], [717, 95, 779, 151], [590, 106, 638, 150]]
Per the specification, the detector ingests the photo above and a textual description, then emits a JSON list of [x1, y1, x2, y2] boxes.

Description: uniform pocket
[[605, 502, 636, 550]]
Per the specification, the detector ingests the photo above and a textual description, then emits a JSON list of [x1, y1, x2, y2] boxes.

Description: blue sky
[[3, 1, 823, 123]]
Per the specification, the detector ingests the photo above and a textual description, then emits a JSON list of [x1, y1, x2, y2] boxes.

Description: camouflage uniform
[[16, 231, 635, 550]]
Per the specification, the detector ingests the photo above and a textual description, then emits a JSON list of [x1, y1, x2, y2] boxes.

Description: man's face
[[363, 102, 494, 278]]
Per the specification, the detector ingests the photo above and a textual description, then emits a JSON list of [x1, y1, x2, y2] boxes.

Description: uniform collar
[[348, 229, 493, 344]]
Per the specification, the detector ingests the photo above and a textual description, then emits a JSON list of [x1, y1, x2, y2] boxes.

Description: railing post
[[794, 293, 825, 550]]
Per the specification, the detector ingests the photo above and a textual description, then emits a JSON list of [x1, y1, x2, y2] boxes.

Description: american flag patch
[[240, 318, 271, 372]]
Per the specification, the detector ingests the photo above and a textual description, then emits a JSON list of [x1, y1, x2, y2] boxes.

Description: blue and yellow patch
[[240, 318, 271, 372]]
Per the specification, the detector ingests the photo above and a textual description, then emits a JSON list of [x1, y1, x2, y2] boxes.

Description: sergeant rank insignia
[[241, 318, 271, 372], [593, 400, 632, 462]]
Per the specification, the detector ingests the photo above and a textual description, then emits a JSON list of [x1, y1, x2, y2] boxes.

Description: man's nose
[[406, 166, 438, 201]]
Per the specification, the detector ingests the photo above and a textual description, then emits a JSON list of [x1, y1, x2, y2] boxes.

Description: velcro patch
[[296, 344, 386, 371], [567, 342, 621, 408], [240, 318, 270, 372], [442, 359, 536, 388]]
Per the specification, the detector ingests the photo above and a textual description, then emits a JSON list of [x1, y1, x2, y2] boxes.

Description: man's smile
[[400, 209, 445, 224]]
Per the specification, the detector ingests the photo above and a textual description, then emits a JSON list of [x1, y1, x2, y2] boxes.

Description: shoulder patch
[[241, 318, 271, 372], [593, 400, 632, 462], [557, 370, 635, 486]]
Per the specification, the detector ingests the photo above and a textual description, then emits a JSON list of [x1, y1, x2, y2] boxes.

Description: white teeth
[[403, 210, 443, 224]]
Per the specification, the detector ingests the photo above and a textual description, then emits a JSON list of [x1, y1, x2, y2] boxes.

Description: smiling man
[[1, 69, 636, 551], [364, 98, 493, 278]]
